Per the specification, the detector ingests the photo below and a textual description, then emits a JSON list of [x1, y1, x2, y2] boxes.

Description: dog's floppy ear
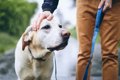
[[22, 26, 33, 50]]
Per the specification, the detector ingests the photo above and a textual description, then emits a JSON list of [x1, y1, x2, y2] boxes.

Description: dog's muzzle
[[47, 31, 70, 52]]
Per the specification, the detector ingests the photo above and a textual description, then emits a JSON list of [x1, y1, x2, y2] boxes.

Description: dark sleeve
[[42, 0, 59, 13]]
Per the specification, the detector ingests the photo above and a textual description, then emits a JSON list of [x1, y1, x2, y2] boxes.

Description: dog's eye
[[59, 25, 62, 28], [42, 25, 51, 29]]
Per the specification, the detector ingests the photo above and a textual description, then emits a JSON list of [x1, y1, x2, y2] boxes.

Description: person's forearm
[[42, 0, 59, 13]]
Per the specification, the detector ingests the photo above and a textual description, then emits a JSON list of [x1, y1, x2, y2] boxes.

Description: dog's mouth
[[47, 39, 69, 52]]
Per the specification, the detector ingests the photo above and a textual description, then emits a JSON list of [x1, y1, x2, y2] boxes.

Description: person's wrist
[[43, 10, 50, 13]]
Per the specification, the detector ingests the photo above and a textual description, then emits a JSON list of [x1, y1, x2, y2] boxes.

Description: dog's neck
[[23, 31, 52, 61], [27, 45, 52, 61]]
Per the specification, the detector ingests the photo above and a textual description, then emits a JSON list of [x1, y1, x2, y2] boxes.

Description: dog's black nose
[[61, 30, 70, 39]]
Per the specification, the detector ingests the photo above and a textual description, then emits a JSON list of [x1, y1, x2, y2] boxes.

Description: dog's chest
[[21, 56, 53, 80]]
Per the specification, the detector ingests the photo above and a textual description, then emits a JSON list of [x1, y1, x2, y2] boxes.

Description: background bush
[[0, 0, 37, 53], [0, 0, 37, 36]]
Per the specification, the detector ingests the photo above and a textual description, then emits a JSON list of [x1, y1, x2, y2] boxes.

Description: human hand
[[98, 0, 112, 12], [32, 11, 53, 31]]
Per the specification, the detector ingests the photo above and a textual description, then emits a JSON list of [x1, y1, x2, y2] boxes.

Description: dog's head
[[22, 19, 70, 52]]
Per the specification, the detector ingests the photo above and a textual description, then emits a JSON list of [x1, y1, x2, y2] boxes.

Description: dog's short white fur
[[15, 19, 70, 80]]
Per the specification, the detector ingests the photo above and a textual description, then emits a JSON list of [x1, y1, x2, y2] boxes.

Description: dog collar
[[28, 47, 46, 61]]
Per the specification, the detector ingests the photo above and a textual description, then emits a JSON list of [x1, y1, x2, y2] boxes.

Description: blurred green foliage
[[69, 27, 77, 39], [0, 0, 37, 36], [0, 0, 37, 53], [0, 32, 17, 53]]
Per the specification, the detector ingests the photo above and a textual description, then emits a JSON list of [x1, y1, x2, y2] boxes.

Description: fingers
[[32, 11, 53, 31], [103, 0, 112, 12], [103, 3, 109, 12], [47, 13, 54, 21], [98, 0, 112, 12], [36, 13, 46, 30], [32, 19, 37, 31], [98, 0, 105, 9]]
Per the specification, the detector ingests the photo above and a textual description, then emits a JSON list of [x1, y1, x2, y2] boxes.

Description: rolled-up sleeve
[[42, 0, 59, 13]]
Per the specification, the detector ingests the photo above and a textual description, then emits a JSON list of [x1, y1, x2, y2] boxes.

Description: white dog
[[15, 19, 70, 80]]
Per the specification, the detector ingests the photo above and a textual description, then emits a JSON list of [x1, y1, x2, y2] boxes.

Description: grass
[[0, 32, 18, 53]]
